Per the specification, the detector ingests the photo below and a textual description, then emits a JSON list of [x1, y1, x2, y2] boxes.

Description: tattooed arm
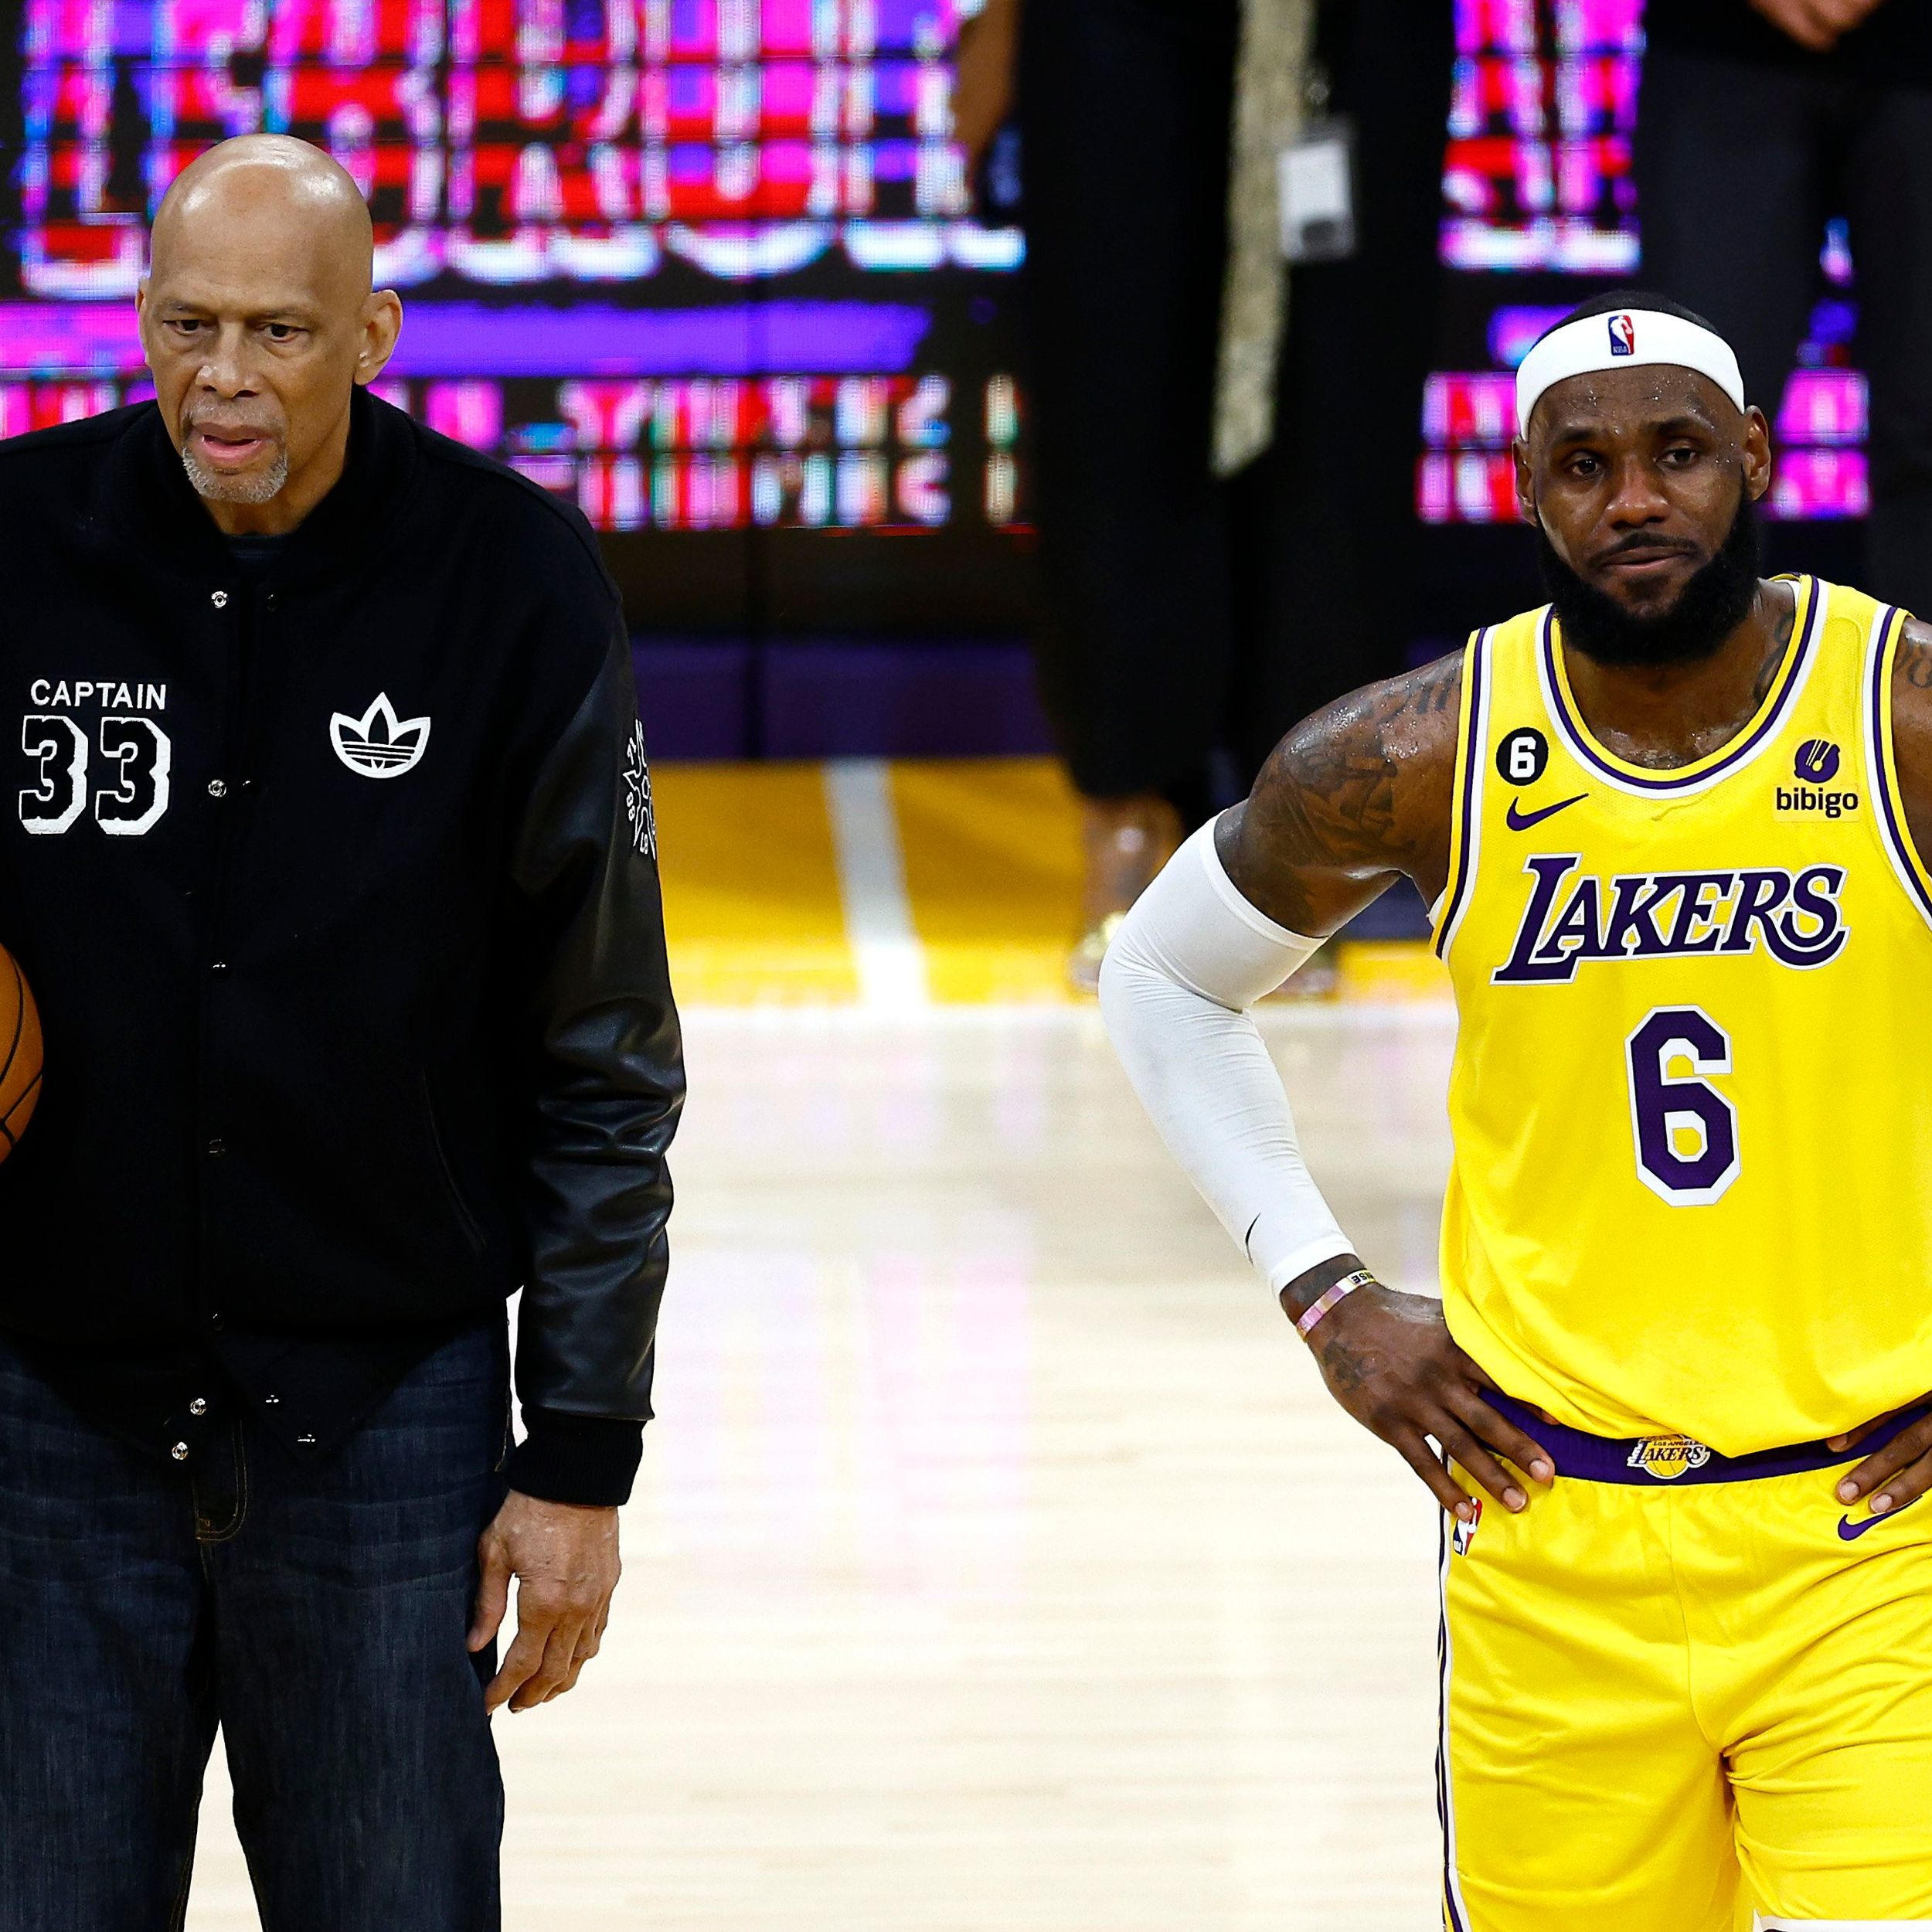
[[1889, 618, 1932, 863], [1216, 648, 1464, 932], [1209, 648, 1555, 1522], [1830, 617, 1932, 1522]]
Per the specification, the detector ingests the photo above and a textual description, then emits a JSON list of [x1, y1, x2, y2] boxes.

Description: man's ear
[[1741, 403, 1774, 503], [1512, 437, 1538, 527], [354, 290, 404, 387]]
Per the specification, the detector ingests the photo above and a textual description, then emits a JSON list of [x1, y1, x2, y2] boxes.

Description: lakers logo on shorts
[[1625, 1435, 1714, 1482]]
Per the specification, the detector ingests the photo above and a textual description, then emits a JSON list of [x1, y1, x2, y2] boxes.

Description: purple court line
[[0, 301, 933, 378]]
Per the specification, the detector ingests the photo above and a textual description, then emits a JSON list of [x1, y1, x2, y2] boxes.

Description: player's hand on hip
[[1289, 1271, 1555, 1520], [468, 1491, 621, 1714], [1834, 1403, 1932, 1519]]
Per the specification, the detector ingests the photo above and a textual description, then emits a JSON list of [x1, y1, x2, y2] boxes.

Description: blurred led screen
[[5, 0, 1870, 585], [1427, 0, 1867, 525], [2, 0, 1026, 556]]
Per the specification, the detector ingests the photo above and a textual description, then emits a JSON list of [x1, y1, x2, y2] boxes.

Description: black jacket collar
[[90, 386, 421, 590]]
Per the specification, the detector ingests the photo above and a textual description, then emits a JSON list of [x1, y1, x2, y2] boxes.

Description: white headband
[[1515, 308, 1747, 437]]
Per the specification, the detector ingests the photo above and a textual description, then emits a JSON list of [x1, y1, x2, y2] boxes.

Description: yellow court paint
[[1335, 940, 1451, 1004], [890, 758, 1084, 1003], [653, 762, 858, 1004], [653, 757, 1449, 1007]]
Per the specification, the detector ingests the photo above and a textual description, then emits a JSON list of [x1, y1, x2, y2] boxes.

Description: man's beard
[[1536, 491, 1762, 669], [181, 443, 290, 505]]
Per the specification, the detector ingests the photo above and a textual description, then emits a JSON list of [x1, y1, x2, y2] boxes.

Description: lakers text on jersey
[[1434, 575, 1932, 1455]]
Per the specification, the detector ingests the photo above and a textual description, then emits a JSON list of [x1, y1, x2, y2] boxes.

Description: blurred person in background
[[1639, 0, 1932, 617], [955, 0, 1454, 988]]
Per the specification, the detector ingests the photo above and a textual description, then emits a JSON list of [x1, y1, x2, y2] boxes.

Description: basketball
[[0, 946, 43, 1161]]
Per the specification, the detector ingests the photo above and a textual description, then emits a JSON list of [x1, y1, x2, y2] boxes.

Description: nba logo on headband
[[1515, 304, 1746, 434]]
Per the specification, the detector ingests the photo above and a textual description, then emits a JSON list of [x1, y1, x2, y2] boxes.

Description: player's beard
[[1536, 489, 1763, 669]]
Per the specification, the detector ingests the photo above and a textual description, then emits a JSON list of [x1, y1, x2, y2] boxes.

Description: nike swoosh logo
[[1506, 792, 1588, 832], [1838, 1495, 1921, 1540]]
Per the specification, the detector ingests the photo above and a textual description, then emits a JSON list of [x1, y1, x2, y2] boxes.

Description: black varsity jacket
[[0, 389, 683, 1502]]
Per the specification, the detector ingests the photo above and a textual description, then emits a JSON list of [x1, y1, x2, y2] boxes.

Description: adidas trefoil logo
[[330, 693, 431, 780]]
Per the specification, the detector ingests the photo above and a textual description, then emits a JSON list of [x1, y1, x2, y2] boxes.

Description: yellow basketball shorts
[[1440, 1395, 1932, 1930]]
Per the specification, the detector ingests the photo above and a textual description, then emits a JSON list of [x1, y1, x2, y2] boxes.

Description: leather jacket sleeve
[[500, 618, 684, 1507]]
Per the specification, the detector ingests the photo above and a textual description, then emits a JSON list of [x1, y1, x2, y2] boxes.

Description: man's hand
[[1831, 1406, 1932, 1519], [468, 1490, 621, 1714], [1291, 1267, 1555, 1520], [1750, 0, 1883, 53]]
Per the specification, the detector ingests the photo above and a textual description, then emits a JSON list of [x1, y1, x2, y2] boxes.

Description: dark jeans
[[0, 1324, 509, 1932], [1638, 46, 1932, 617]]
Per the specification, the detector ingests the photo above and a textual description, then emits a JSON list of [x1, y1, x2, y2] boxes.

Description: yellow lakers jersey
[[1436, 577, 1932, 1454]]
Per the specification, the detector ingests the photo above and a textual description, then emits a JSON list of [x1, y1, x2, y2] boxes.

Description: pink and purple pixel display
[[1, 0, 1874, 534], [6, 0, 1023, 532]]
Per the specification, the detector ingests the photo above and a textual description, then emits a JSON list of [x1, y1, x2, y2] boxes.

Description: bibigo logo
[[1794, 738, 1841, 784], [1625, 1436, 1713, 1482], [330, 694, 431, 780], [1777, 738, 1858, 818]]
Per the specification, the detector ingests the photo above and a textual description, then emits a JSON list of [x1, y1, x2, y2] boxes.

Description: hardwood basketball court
[[185, 762, 1458, 1929]]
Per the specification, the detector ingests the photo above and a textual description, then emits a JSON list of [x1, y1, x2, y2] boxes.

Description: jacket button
[[170, 1441, 189, 1462], [207, 779, 227, 799], [211, 591, 229, 611], [188, 1396, 208, 1417], [206, 1137, 226, 1158]]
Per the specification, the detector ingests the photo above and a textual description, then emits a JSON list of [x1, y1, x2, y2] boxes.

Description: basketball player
[[1101, 292, 1932, 1926]]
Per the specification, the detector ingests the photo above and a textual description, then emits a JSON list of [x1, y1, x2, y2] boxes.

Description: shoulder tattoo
[[1900, 617, 1932, 691], [1225, 651, 1464, 933]]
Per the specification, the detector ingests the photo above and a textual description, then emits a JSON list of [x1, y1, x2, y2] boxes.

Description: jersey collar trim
[[1431, 628, 1491, 961], [1539, 575, 1820, 797]]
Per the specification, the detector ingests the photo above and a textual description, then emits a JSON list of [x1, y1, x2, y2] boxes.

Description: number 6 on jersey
[[1625, 1006, 1740, 1206]]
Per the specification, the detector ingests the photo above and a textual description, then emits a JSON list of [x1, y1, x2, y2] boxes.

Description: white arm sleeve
[[1097, 821, 1355, 1294]]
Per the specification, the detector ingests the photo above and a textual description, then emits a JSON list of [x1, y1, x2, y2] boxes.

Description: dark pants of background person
[[1019, 0, 1455, 821], [0, 1323, 509, 1932], [1638, 48, 1932, 618]]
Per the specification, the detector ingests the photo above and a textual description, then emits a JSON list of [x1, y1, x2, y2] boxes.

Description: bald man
[[0, 137, 683, 1930]]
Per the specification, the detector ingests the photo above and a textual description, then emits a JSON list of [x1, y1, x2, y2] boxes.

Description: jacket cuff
[[506, 1410, 645, 1507]]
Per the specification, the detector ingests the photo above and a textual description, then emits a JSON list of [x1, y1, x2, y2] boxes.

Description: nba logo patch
[[1451, 1500, 1482, 1556], [1608, 313, 1636, 357]]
